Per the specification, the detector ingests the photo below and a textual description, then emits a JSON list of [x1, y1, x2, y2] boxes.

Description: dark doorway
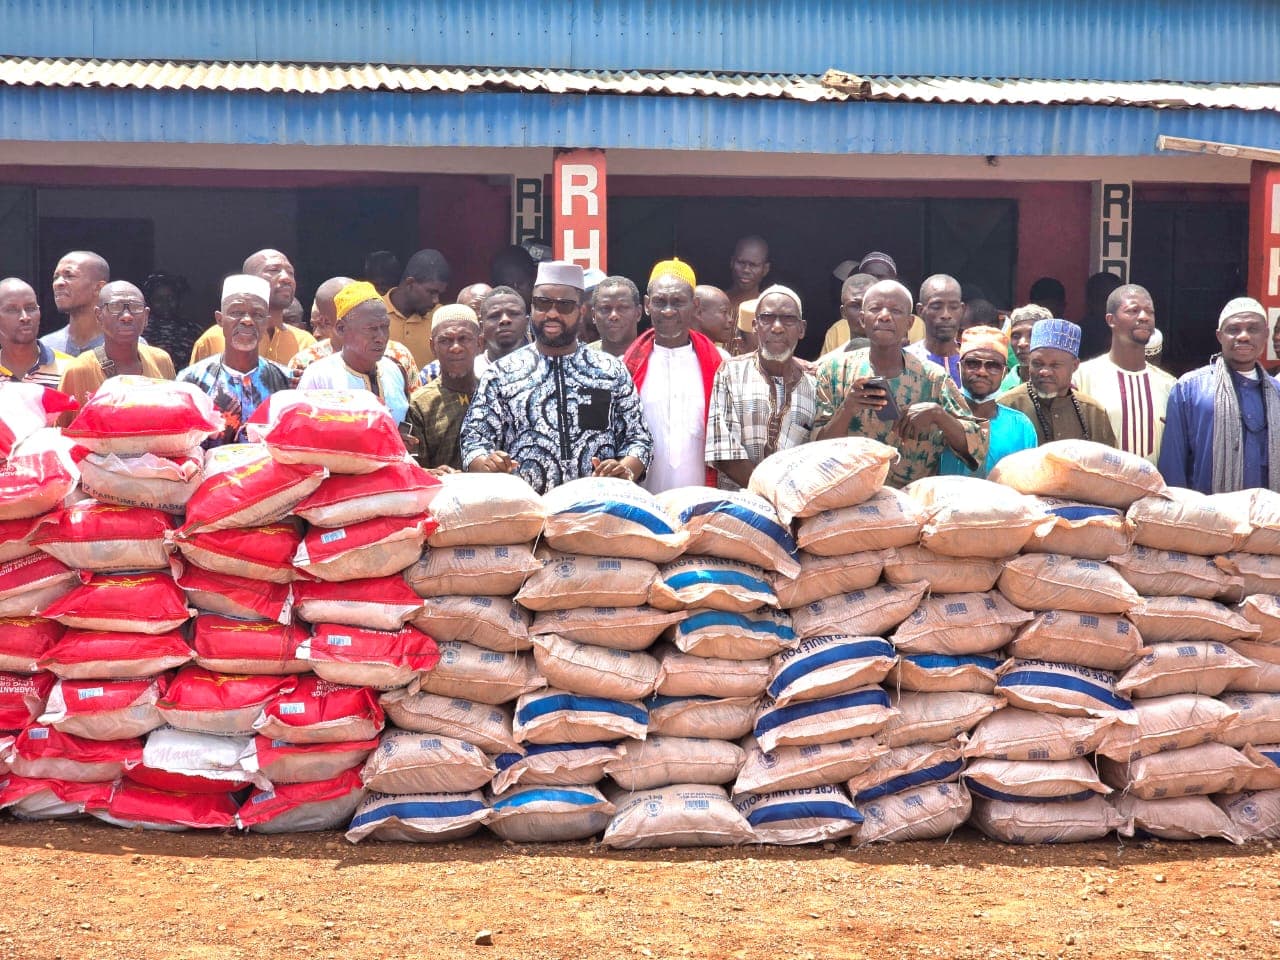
[[609, 195, 1018, 359], [37, 215, 155, 322], [1130, 200, 1249, 377]]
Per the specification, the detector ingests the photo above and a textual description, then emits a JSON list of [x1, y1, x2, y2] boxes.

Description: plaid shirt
[[813, 347, 987, 488], [705, 353, 816, 489]]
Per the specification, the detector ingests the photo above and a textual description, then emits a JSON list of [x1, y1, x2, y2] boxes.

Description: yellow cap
[[334, 281, 383, 320], [648, 258, 696, 288]]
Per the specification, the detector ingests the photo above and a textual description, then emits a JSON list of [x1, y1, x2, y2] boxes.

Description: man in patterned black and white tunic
[[459, 260, 652, 494]]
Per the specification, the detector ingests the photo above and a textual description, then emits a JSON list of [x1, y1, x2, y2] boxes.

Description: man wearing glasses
[[812, 279, 986, 487], [940, 326, 1037, 478], [460, 261, 651, 494], [706, 285, 816, 490], [58, 281, 175, 409]]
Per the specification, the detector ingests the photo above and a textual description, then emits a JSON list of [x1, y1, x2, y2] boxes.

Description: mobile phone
[[864, 377, 901, 423]]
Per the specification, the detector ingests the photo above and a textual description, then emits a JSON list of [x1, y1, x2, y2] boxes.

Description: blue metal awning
[[3, 83, 1279, 157]]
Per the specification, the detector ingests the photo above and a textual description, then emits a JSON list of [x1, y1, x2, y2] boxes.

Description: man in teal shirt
[[941, 325, 1038, 478]]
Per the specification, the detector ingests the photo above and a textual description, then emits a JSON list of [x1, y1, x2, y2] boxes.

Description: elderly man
[[906, 274, 965, 386], [191, 250, 316, 365], [289, 276, 417, 387], [813, 279, 986, 487], [997, 318, 1115, 446], [820, 273, 875, 356], [41, 251, 110, 356], [58, 282, 175, 409], [941, 326, 1037, 478], [419, 285, 530, 387], [706, 285, 816, 490], [1159, 298, 1280, 494], [297, 281, 410, 422], [1074, 284, 1176, 464], [178, 275, 291, 446], [460, 261, 650, 493], [624, 259, 726, 492], [405, 304, 483, 472], [0, 278, 69, 386], [384, 249, 451, 368], [998, 303, 1053, 392], [589, 276, 643, 357]]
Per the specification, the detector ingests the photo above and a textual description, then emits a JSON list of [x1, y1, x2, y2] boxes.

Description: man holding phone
[[813, 279, 987, 487]]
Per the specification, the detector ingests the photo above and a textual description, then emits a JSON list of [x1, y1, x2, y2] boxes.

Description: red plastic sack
[[175, 522, 303, 584], [40, 573, 193, 634], [192, 615, 308, 675], [77, 450, 203, 513], [62, 376, 224, 456], [252, 674, 384, 744], [235, 766, 365, 833], [292, 575, 423, 631], [0, 516, 40, 565], [38, 676, 167, 741], [97, 781, 238, 829], [31, 501, 174, 573], [7, 724, 142, 781], [251, 389, 408, 475], [0, 671, 56, 730], [174, 564, 293, 624], [37, 628, 192, 679], [0, 382, 77, 460], [293, 514, 435, 583], [0, 553, 82, 619], [237, 734, 380, 784], [157, 667, 297, 736], [181, 445, 327, 535], [298, 623, 440, 690], [0, 616, 65, 673], [0, 437, 79, 523], [294, 460, 442, 528], [0, 775, 113, 818]]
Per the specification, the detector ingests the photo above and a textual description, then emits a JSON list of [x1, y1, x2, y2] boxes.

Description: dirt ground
[[1, 824, 1277, 960]]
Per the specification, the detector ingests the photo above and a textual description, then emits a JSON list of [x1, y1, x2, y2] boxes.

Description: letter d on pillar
[[554, 149, 608, 273]]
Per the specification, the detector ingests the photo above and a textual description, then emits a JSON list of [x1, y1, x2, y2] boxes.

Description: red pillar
[[1249, 161, 1280, 361]]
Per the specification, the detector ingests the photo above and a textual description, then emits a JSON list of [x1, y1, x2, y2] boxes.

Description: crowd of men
[[1, 239, 1277, 499]]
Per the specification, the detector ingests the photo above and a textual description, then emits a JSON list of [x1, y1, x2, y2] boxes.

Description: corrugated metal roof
[[5, 84, 1280, 157], [2, 58, 1279, 113], [4, 0, 1279, 84]]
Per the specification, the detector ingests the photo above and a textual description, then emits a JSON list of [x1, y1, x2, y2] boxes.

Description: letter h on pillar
[[554, 149, 608, 273]]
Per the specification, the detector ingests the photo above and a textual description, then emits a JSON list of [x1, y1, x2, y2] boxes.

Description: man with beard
[[58, 281, 175, 412], [1074, 284, 1175, 464], [940, 325, 1037, 478], [460, 261, 650, 493], [178, 275, 291, 446], [706, 285, 816, 490], [190, 249, 316, 365], [405, 304, 483, 472], [41, 250, 109, 356], [997, 318, 1115, 446], [589, 276, 643, 357], [624, 259, 726, 492], [906, 274, 965, 386], [0, 277, 69, 386], [1159, 298, 1280, 494], [813, 279, 985, 486]]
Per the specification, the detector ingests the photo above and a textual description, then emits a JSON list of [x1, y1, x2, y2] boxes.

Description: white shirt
[[1074, 354, 1176, 464], [297, 351, 410, 422], [640, 343, 707, 493]]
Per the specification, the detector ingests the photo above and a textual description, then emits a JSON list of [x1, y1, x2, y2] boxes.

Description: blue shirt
[[940, 403, 1038, 479], [905, 340, 962, 387], [1158, 360, 1280, 494]]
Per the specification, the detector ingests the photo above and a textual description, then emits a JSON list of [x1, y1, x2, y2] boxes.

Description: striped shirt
[[0, 342, 70, 388], [1074, 356, 1176, 464]]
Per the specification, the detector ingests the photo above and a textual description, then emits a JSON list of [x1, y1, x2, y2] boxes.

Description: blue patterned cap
[[1029, 318, 1082, 357]]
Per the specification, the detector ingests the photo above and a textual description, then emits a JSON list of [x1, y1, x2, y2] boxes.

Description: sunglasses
[[961, 357, 1006, 374], [530, 296, 579, 315]]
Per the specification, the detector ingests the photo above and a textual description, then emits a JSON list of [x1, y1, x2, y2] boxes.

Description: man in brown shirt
[[997, 317, 1116, 446]]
